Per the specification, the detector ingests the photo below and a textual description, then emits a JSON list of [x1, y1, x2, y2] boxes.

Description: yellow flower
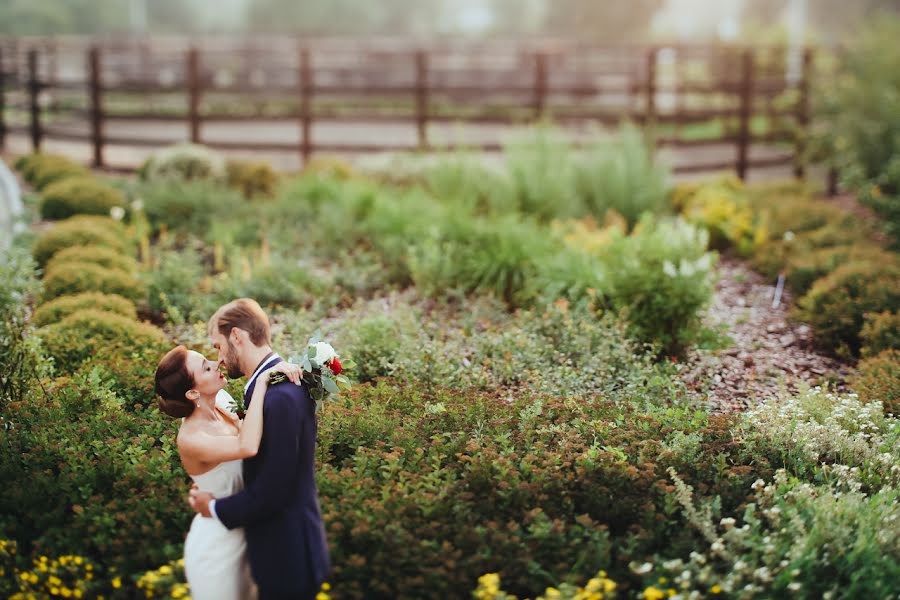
[[603, 580, 616, 593], [159, 565, 173, 575], [544, 588, 561, 599], [659, 577, 667, 584], [74, 591, 82, 599], [711, 584, 722, 594], [61, 588, 72, 598], [315, 594, 330, 600], [112, 577, 122, 589], [74, 557, 83, 565], [644, 586, 666, 600], [667, 589, 677, 597]]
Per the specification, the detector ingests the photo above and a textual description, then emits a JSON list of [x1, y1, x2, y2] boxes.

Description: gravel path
[[682, 257, 850, 414]]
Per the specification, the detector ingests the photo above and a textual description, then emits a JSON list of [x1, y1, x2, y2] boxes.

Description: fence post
[[645, 46, 657, 126], [533, 50, 548, 121], [88, 46, 104, 167], [415, 49, 428, 149], [187, 47, 201, 144], [0, 46, 6, 152], [299, 47, 312, 165], [793, 47, 813, 179], [736, 48, 755, 181], [27, 48, 41, 152]]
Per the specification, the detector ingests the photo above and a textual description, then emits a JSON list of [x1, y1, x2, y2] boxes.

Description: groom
[[189, 298, 330, 600]]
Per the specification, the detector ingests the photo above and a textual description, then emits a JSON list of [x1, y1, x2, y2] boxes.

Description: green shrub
[[575, 123, 669, 230], [0, 248, 46, 406], [138, 179, 245, 236], [860, 310, 900, 357], [41, 262, 145, 303], [409, 214, 556, 307], [795, 261, 900, 358], [600, 216, 716, 355], [785, 244, 894, 295], [142, 243, 207, 323], [140, 143, 226, 183], [37, 309, 167, 375], [32, 216, 130, 268], [851, 349, 900, 416], [226, 158, 280, 199], [32, 292, 137, 327], [0, 373, 190, 581], [811, 16, 900, 248], [44, 244, 138, 274], [15, 153, 88, 190], [39, 176, 126, 220]]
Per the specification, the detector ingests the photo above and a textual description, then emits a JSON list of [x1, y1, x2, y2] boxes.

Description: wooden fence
[[0, 37, 814, 177]]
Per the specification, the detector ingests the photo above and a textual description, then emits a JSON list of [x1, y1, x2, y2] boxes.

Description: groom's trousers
[[258, 588, 317, 600]]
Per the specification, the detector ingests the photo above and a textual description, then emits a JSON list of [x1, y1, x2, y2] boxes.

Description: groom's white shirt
[[209, 353, 281, 521]]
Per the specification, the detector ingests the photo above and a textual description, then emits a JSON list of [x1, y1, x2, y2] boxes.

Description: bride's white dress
[[183, 390, 258, 600]]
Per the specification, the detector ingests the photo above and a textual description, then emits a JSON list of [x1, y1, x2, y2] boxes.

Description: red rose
[[329, 357, 342, 376]]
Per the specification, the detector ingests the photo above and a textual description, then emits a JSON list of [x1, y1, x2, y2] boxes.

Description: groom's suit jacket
[[215, 355, 331, 597]]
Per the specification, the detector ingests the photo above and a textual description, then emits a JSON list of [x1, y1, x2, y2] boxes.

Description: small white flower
[[632, 562, 654, 575], [110, 206, 125, 221], [131, 198, 144, 212], [663, 260, 678, 277], [720, 517, 736, 529], [783, 230, 795, 241]]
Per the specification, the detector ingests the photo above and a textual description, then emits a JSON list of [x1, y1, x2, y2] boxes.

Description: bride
[[154, 345, 303, 600]]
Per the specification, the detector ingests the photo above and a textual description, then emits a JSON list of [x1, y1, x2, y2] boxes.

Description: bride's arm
[[178, 362, 303, 463]]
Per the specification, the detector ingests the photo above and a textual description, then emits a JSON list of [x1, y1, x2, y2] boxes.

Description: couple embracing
[[154, 298, 330, 600]]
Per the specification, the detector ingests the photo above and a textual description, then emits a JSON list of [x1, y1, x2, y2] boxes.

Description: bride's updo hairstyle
[[155, 345, 196, 418]]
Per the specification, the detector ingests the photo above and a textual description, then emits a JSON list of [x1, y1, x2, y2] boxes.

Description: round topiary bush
[[140, 143, 226, 183], [32, 292, 137, 327], [15, 153, 88, 190], [39, 176, 126, 220], [850, 349, 900, 416], [32, 216, 131, 267], [37, 309, 168, 375], [796, 261, 900, 358], [41, 262, 145, 303], [45, 244, 138, 274], [226, 159, 280, 199]]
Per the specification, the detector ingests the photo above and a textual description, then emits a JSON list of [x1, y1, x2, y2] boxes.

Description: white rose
[[312, 342, 338, 364]]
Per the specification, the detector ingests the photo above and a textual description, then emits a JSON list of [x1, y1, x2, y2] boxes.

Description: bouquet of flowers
[[269, 331, 354, 410]]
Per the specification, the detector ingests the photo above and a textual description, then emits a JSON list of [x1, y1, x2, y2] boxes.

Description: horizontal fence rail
[[0, 36, 814, 177]]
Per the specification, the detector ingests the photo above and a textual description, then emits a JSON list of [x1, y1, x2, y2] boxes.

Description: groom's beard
[[224, 341, 243, 379]]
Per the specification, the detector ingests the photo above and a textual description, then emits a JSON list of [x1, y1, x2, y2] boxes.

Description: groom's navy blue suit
[[215, 355, 330, 600]]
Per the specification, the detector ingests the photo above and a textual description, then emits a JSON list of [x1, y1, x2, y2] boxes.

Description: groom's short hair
[[209, 298, 271, 347]]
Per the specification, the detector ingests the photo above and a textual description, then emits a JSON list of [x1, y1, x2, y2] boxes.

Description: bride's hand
[[264, 362, 303, 386]]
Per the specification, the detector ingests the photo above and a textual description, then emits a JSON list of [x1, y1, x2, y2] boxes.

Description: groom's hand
[[189, 488, 215, 518]]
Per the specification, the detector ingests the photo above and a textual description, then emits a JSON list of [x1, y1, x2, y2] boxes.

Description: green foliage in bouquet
[[41, 262, 145, 304], [32, 292, 137, 327], [39, 176, 127, 221], [37, 309, 168, 375], [31, 216, 130, 268], [45, 244, 138, 274]]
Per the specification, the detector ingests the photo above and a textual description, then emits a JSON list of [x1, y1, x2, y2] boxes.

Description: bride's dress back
[[183, 390, 257, 600]]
